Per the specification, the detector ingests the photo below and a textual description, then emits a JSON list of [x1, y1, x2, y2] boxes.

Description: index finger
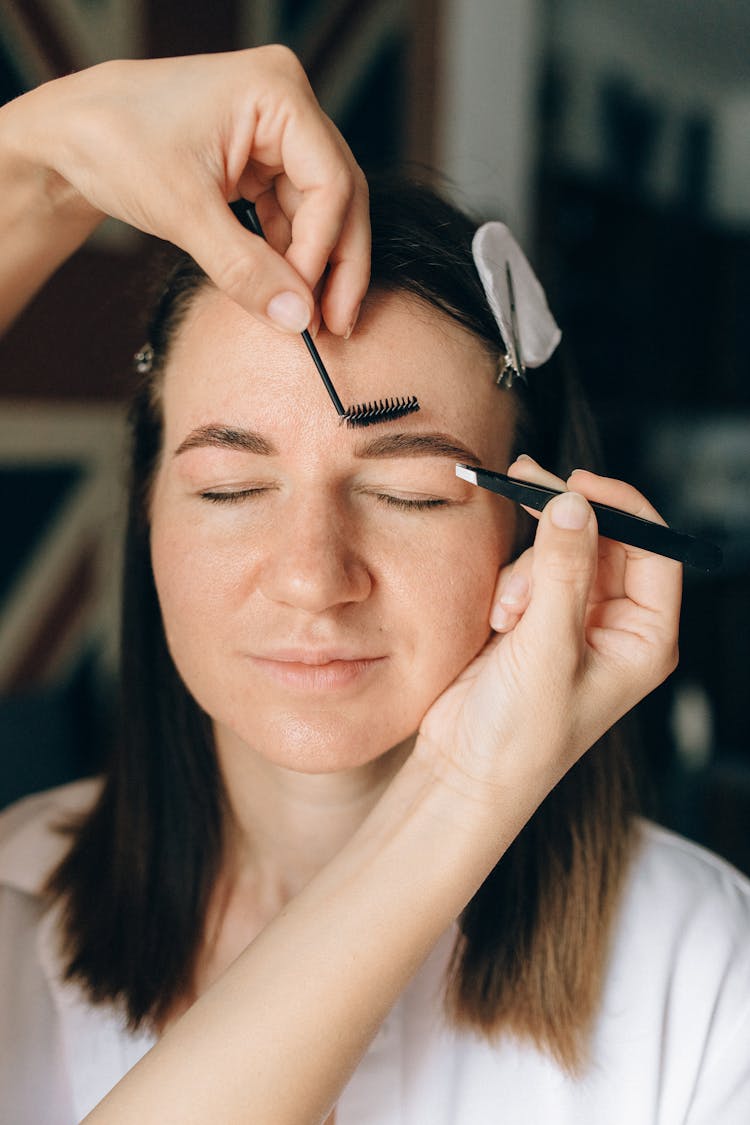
[[273, 105, 370, 332], [319, 176, 371, 336]]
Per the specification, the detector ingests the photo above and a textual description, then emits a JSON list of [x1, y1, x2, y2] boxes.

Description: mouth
[[249, 651, 387, 692]]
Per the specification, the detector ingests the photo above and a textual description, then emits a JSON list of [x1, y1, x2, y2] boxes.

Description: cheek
[[387, 510, 511, 685], [149, 493, 513, 753], [149, 504, 254, 661]]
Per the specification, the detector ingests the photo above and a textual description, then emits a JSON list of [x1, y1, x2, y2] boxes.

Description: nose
[[257, 492, 372, 613]]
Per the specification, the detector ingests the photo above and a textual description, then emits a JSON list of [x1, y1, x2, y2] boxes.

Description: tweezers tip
[[455, 463, 478, 485]]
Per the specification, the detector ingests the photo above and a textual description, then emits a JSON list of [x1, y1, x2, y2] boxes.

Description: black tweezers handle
[[463, 466, 722, 573]]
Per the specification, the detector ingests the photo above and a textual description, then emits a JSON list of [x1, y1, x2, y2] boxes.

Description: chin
[[214, 706, 419, 774]]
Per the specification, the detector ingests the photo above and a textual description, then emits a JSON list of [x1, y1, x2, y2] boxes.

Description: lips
[[255, 648, 382, 665], [249, 649, 386, 691]]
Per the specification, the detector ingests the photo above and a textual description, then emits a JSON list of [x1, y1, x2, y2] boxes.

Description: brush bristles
[[343, 396, 420, 428]]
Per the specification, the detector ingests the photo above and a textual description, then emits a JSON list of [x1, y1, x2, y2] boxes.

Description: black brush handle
[[230, 199, 345, 416], [467, 466, 722, 572], [300, 329, 345, 415]]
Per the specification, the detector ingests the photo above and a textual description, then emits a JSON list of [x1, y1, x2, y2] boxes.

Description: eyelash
[[199, 489, 449, 512], [378, 495, 448, 511], [200, 489, 265, 505]]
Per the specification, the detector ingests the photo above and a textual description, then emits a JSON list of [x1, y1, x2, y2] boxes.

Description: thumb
[[523, 491, 598, 658], [184, 194, 314, 333]]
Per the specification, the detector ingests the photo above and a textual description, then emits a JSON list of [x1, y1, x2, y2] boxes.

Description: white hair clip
[[472, 222, 561, 387]]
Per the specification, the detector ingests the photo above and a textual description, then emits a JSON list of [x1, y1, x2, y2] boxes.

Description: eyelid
[[355, 480, 448, 501], [198, 487, 451, 512], [377, 494, 449, 511], [357, 463, 467, 496], [199, 486, 272, 504]]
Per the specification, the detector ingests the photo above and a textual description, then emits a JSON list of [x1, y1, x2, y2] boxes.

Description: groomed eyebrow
[[174, 425, 278, 457], [173, 424, 482, 466], [354, 431, 483, 466]]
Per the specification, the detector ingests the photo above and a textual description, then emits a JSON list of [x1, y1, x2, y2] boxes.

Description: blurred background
[[1, 0, 748, 872]]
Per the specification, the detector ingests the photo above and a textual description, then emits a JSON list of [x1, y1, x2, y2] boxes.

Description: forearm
[[84, 750, 526, 1125], [80, 472, 680, 1121], [0, 84, 103, 334]]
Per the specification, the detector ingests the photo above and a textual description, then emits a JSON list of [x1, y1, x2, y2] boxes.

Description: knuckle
[[327, 164, 356, 209], [265, 44, 313, 97], [352, 165, 369, 201], [264, 43, 304, 76], [642, 636, 679, 689], [543, 550, 593, 588], [211, 252, 259, 300], [661, 640, 680, 680]]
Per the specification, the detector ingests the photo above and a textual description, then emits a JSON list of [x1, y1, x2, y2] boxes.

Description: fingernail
[[344, 303, 361, 341], [550, 491, 589, 530], [499, 573, 528, 607], [490, 603, 512, 631], [266, 291, 310, 332], [516, 453, 536, 464], [307, 310, 321, 339]]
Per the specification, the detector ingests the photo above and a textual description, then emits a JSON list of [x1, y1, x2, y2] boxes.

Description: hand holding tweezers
[[455, 464, 722, 572]]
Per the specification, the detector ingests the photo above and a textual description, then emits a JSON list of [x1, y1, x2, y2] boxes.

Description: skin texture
[[151, 288, 516, 776], [149, 290, 518, 970]]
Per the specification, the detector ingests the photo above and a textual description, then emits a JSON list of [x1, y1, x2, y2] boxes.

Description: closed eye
[[199, 489, 450, 511], [199, 488, 269, 504], [375, 494, 449, 511]]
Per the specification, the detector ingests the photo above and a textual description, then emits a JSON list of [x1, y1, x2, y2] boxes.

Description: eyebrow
[[173, 424, 482, 466], [354, 431, 483, 466], [174, 425, 277, 457]]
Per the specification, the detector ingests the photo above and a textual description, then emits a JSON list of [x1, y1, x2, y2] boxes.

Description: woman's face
[[150, 288, 517, 772]]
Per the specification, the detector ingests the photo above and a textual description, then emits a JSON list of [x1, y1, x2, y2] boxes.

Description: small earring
[[134, 343, 154, 374]]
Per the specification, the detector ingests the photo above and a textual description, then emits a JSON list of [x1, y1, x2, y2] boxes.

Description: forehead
[[160, 287, 514, 462]]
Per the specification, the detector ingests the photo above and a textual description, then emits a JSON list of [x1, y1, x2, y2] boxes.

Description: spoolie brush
[[300, 324, 419, 427], [231, 199, 421, 428], [342, 396, 420, 427]]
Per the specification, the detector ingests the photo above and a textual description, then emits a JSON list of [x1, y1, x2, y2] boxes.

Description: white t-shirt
[[1, 779, 749, 1124]]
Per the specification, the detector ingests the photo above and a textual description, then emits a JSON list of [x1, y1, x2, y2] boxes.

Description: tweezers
[[455, 464, 722, 572]]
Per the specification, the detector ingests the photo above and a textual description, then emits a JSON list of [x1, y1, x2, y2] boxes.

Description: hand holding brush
[[232, 200, 420, 428]]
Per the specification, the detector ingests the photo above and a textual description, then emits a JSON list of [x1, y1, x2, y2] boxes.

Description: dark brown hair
[[47, 178, 637, 1069]]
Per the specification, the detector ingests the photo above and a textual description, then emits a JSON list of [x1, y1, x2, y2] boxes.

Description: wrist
[[357, 745, 530, 908], [411, 729, 563, 841], [0, 81, 103, 233]]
